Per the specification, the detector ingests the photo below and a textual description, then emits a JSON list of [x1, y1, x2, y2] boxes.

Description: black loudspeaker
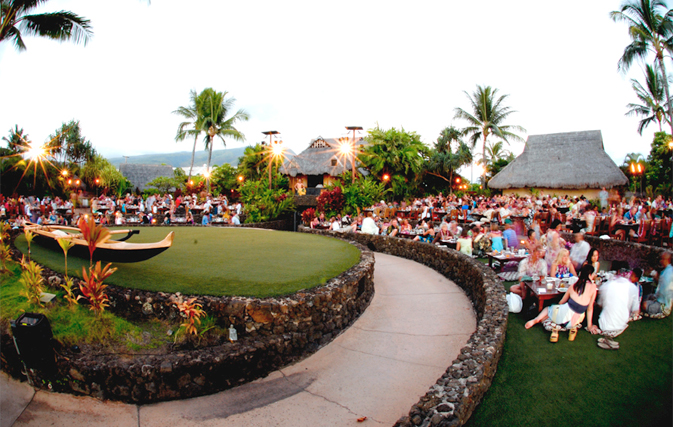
[[10, 312, 56, 376]]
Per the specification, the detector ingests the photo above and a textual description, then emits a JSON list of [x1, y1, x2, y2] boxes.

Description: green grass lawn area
[[466, 278, 673, 427], [16, 227, 361, 298]]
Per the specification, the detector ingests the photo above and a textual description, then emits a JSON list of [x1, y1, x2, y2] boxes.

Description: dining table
[[487, 251, 526, 271], [522, 277, 566, 313]]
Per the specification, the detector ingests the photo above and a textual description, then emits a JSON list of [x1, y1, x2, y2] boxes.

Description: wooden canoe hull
[[26, 225, 174, 263]]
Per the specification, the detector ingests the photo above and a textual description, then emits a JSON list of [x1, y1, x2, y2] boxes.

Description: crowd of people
[[309, 190, 673, 347], [0, 192, 244, 227]]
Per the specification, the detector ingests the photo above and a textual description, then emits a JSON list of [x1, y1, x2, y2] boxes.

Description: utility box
[[10, 313, 56, 377]]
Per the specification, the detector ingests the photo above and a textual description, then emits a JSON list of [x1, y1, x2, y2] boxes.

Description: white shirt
[[360, 217, 379, 235], [598, 277, 640, 333], [569, 240, 590, 268], [231, 215, 240, 225]]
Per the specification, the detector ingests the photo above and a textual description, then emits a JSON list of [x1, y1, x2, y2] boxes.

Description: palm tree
[[196, 88, 249, 172], [453, 85, 525, 186], [611, 0, 673, 135], [2, 125, 27, 152], [481, 140, 511, 170], [623, 152, 646, 166], [426, 126, 472, 191], [437, 126, 464, 153], [173, 90, 202, 182], [1, 0, 93, 51], [625, 63, 668, 134]]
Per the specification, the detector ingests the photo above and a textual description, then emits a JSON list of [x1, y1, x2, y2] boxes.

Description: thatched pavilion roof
[[281, 137, 367, 177], [488, 130, 628, 190]]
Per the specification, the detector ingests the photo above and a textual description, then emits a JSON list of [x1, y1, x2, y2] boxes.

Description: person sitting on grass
[[509, 245, 547, 299], [642, 252, 673, 319], [591, 268, 642, 346], [525, 264, 598, 343], [550, 249, 577, 278], [455, 227, 473, 256]]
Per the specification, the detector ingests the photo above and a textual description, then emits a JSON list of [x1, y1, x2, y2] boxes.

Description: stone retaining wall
[[1, 239, 374, 404], [560, 232, 672, 273], [299, 226, 508, 427]]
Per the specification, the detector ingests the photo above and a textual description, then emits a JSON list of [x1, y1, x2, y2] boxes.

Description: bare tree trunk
[[188, 133, 197, 182], [658, 54, 673, 192], [482, 133, 487, 187]]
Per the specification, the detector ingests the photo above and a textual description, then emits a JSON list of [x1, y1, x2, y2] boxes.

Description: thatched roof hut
[[488, 130, 628, 198], [119, 164, 174, 192], [281, 137, 367, 192]]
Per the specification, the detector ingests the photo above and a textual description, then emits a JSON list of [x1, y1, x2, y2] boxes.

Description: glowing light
[[61, 169, 69, 177], [473, 164, 485, 177], [188, 180, 193, 186], [203, 169, 211, 179], [636, 163, 642, 173], [95, 178, 100, 184], [237, 175, 244, 182], [339, 140, 354, 156], [382, 173, 390, 181], [455, 177, 461, 183], [271, 142, 284, 156], [630, 163, 635, 173], [25, 143, 46, 161], [75, 180, 80, 186], [67, 179, 72, 185]]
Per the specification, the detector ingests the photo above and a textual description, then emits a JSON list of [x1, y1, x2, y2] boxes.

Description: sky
[[0, 0, 668, 180]]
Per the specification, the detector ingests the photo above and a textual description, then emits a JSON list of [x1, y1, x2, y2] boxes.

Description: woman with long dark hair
[[525, 264, 598, 342]]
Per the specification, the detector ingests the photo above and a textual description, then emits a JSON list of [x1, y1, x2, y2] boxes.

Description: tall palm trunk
[[657, 52, 673, 137], [207, 136, 213, 170], [188, 133, 197, 182], [482, 133, 487, 187]]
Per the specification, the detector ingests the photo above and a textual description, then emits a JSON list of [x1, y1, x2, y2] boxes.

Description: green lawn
[[466, 278, 673, 427], [16, 227, 360, 298]]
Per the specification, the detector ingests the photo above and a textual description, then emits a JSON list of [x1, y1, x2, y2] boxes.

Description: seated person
[[523, 229, 537, 253], [201, 213, 210, 225], [231, 213, 241, 225], [330, 217, 341, 231], [550, 249, 577, 278], [642, 252, 673, 318], [448, 220, 462, 238], [360, 212, 379, 235], [525, 264, 598, 343], [310, 216, 320, 229], [583, 248, 600, 273], [413, 220, 435, 242], [503, 223, 518, 249], [386, 218, 400, 237], [488, 223, 504, 253], [592, 269, 642, 339], [472, 224, 491, 257], [433, 222, 452, 244], [568, 232, 590, 271], [400, 218, 412, 233], [509, 245, 548, 298], [455, 228, 473, 256]]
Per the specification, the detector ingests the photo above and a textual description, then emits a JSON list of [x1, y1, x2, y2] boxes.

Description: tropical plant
[[48, 120, 95, 167], [454, 85, 526, 185], [78, 261, 116, 315], [173, 90, 202, 182], [19, 259, 44, 306], [60, 277, 78, 308], [316, 187, 345, 218], [174, 297, 206, 339], [329, 174, 389, 214], [210, 163, 239, 195], [360, 126, 426, 199], [196, 88, 249, 171], [23, 229, 34, 260], [237, 144, 268, 180], [77, 215, 110, 266], [0, 242, 11, 273], [80, 154, 128, 194], [611, 0, 673, 135], [301, 207, 316, 224], [425, 126, 473, 191], [626, 64, 669, 133], [2, 125, 28, 152], [238, 178, 294, 223], [56, 237, 74, 278], [0, 0, 93, 51], [646, 131, 673, 195], [146, 176, 180, 194]]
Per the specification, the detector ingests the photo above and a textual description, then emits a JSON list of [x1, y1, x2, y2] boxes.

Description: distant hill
[[108, 147, 247, 168], [108, 146, 295, 169]]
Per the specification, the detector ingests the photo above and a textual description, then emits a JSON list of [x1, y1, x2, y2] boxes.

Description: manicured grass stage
[[465, 279, 673, 427], [16, 227, 360, 298]]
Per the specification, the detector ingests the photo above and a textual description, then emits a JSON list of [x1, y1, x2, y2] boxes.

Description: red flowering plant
[[301, 208, 316, 225], [78, 261, 117, 315], [316, 186, 344, 218], [174, 297, 206, 341], [77, 215, 111, 266]]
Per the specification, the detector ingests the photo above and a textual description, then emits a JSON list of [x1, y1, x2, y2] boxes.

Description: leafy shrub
[[239, 178, 295, 223], [316, 187, 345, 217], [79, 261, 117, 315], [301, 208, 316, 224], [19, 259, 44, 306], [175, 297, 206, 339], [330, 175, 389, 214]]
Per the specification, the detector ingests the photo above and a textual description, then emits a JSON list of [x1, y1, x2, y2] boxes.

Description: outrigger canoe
[[24, 223, 174, 263]]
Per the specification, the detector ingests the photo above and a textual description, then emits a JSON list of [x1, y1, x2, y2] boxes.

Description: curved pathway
[[1, 253, 476, 427]]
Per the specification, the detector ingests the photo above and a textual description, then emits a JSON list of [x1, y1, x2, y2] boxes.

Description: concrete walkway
[[1, 253, 475, 427]]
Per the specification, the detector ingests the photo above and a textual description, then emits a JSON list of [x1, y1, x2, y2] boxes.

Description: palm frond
[[20, 11, 92, 46]]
